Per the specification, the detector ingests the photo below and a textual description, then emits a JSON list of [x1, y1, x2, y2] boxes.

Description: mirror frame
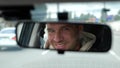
[[16, 21, 112, 52]]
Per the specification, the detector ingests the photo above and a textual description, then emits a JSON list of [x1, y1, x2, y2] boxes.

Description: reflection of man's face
[[47, 23, 81, 50]]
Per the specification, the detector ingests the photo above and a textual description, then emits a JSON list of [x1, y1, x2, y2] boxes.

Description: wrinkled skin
[[46, 23, 83, 50]]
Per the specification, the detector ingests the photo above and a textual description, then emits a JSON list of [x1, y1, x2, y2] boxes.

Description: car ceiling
[[0, 0, 118, 5]]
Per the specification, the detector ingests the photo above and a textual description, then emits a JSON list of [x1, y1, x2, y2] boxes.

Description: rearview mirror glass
[[16, 21, 112, 52]]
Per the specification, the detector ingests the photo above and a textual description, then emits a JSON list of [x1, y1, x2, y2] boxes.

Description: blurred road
[[111, 31, 120, 56]]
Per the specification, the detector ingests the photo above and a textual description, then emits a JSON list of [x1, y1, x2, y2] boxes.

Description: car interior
[[1, 0, 120, 68]]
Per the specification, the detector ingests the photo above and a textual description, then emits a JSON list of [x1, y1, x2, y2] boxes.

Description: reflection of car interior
[[17, 22, 111, 52], [84, 25, 111, 52], [38, 23, 111, 52]]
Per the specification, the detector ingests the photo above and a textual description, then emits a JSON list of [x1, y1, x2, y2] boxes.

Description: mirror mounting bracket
[[57, 12, 68, 21], [57, 50, 65, 54]]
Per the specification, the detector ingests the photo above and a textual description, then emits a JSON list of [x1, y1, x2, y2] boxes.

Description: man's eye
[[48, 29, 55, 33]]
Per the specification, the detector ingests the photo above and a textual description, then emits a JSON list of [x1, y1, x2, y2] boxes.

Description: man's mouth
[[55, 44, 66, 50]]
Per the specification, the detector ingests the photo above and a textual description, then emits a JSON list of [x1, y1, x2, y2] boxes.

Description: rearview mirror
[[16, 21, 112, 52]]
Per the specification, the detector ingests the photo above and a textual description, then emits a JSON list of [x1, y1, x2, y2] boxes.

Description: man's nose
[[53, 31, 63, 42]]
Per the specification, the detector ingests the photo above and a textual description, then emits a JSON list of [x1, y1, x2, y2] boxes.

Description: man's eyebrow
[[47, 28, 52, 30], [47, 28, 54, 32], [61, 24, 74, 28]]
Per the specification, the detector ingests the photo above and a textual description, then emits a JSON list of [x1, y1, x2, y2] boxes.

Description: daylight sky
[[46, 2, 120, 18]]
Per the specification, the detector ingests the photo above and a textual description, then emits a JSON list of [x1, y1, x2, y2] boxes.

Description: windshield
[[0, 1, 120, 68], [0, 1, 120, 51], [31, 2, 120, 23]]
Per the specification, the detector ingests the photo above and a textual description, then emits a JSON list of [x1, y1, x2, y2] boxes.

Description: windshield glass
[[0, 1, 120, 68], [0, 1, 120, 51], [31, 2, 120, 23]]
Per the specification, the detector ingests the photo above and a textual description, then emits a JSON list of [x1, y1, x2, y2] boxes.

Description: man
[[44, 23, 96, 51]]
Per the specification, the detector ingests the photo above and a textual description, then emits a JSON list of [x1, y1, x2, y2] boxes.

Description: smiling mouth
[[55, 44, 66, 50]]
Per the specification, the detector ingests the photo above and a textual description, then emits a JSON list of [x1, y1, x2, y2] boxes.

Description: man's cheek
[[63, 33, 73, 40], [48, 36, 54, 43]]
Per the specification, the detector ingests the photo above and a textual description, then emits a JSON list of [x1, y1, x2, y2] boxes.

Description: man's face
[[46, 23, 81, 50]]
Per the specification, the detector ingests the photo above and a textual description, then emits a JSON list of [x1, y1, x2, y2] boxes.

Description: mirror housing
[[16, 21, 112, 52]]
